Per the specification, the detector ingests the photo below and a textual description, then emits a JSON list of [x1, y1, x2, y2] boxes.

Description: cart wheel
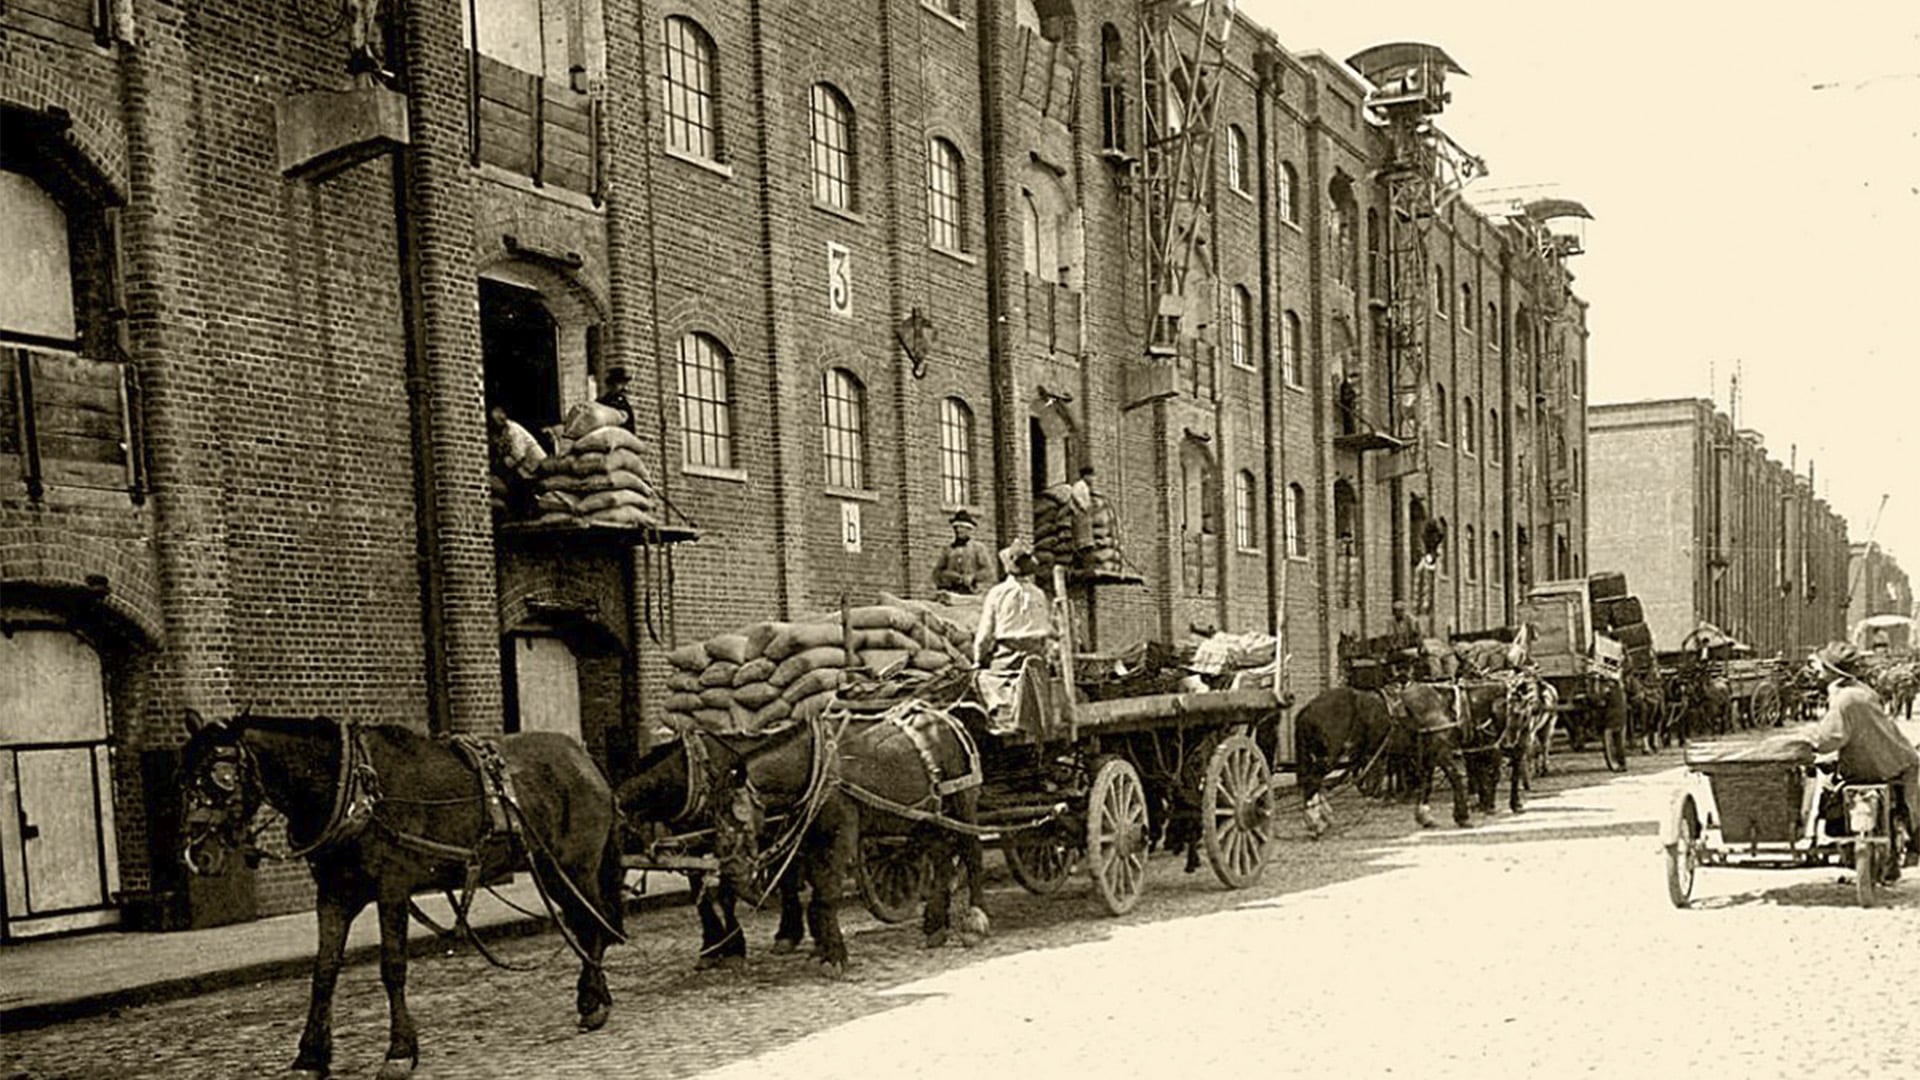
[[1665, 796, 1698, 909], [1201, 733, 1272, 889], [1755, 683, 1781, 727], [1085, 757, 1149, 916], [1603, 726, 1629, 773], [856, 836, 927, 925], [1004, 824, 1078, 896]]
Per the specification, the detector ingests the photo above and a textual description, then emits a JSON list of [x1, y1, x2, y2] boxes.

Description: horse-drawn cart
[[853, 574, 1285, 921]]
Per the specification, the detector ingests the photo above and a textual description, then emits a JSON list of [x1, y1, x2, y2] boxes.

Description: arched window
[[1230, 285, 1253, 369], [1021, 194, 1043, 278], [1226, 124, 1249, 194], [1489, 407, 1501, 462], [1019, 168, 1078, 286], [1278, 161, 1299, 225], [1433, 264, 1448, 314], [1488, 301, 1499, 342], [938, 397, 974, 506], [1434, 382, 1449, 443], [927, 138, 965, 252], [1465, 524, 1478, 581], [662, 16, 722, 160], [809, 83, 857, 210], [1461, 281, 1474, 331], [1234, 470, 1257, 551], [1462, 395, 1476, 455], [1284, 482, 1307, 559], [821, 367, 866, 489], [677, 333, 734, 469], [1366, 207, 1382, 295], [1281, 309, 1302, 386], [1489, 529, 1502, 584]]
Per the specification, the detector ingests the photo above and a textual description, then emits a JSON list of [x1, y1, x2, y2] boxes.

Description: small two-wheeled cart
[[1664, 740, 1911, 908]]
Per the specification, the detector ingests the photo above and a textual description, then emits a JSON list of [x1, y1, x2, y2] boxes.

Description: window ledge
[[920, 1, 966, 30], [1231, 359, 1258, 373], [1230, 185, 1254, 204], [1237, 546, 1262, 556], [1287, 553, 1310, 564], [931, 244, 978, 267], [825, 485, 879, 503], [812, 201, 867, 227], [664, 147, 734, 180], [1284, 379, 1307, 393], [941, 502, 983, 515], [683, 462, 748, 483], [1280, 219, 1304, 235]]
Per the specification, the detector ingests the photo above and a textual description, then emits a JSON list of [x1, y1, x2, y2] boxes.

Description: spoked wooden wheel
[[1201, 733, 1272, 889], [1665, 797, 1698, 909], [1004, 824, 1078, 896], [1754, 683, 1781, 727], [1085, 757, 1150, 916], [856, 836, 927, 924]]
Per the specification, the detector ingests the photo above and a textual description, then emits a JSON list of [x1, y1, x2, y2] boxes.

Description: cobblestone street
[[10, 745, 1920, 1079]]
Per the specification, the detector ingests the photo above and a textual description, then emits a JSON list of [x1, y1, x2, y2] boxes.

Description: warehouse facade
[[0, 0, 1587, 934], [1587, 398, 1850, 659]]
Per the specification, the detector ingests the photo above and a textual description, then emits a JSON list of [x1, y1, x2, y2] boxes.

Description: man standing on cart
[[973, 544, 1057, 735], [1774, 643, 1920, 878]]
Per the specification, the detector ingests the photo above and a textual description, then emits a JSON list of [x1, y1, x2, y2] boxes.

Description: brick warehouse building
[[1847, 542, 1912, 635], [1587, 398, 1850, 659], [0, 0, 1589, 935]]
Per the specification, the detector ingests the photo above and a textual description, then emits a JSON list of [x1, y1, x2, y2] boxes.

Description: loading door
[[1, 629, 121, 940]]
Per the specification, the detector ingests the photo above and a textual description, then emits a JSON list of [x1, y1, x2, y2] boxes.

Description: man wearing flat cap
[[933, 509, 996, 595]]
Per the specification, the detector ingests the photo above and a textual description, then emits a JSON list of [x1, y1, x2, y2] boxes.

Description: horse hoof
[[375, 1057, 416, 1080], [578, 1006, 610, 1032], [770, 939, 799, 955], [822, 959, 848, 980], [960, 906, 991, 938], [924, 929, 950, 949], [289, 1069, 327, 1079]]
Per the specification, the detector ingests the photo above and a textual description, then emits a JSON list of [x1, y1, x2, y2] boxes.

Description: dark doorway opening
[[480, 278, 560, 433]]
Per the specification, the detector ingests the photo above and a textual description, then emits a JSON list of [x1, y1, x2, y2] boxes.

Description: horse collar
[[677, 732, 713, 827], [282, 719, 378, 860]]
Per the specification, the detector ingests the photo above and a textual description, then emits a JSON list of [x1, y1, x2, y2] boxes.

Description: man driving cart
[[1763, 642, 1920, 879]]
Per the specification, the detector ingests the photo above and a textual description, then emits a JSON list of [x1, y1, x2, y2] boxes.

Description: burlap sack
[[780, 665, 844, 703], [769, 646, 847, 685], [668, 642, 710, 672], [664, 692, 705, 713], [699, 661, 739, 688], [734, 682, 780, 709], [732, 657, 776, 687], [698, 686, 735, 709], [706, 634, 752, 666], [571, 425, 647, 455]]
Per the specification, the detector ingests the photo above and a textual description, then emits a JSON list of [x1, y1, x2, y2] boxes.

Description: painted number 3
[[826, 241, 852, 317]]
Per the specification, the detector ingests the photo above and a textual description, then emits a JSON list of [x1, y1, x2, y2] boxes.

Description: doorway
[[480, 277, 561, 433], [1, 629, 120, 940], [505, 633, 582, 741]]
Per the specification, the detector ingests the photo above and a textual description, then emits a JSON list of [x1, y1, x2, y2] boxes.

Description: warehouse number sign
[[840, 500, 862, 552], [826, 241, 852, 317]]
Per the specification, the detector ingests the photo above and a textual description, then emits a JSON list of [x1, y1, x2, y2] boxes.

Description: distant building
[[1587, 399, 1849, 657], [1848, 542, 1913, 630]]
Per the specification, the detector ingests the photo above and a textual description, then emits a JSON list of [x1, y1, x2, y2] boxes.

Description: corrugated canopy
[[1345, 43, 1469, 83], [1523, 198, 1595, 223]]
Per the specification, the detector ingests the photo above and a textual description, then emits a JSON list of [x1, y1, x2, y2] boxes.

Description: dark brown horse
[[1293, 687, 1406, 837], [616, 720, 855, 969], [1459, 677, 1551, 816], [178, 712, 625, 1079]]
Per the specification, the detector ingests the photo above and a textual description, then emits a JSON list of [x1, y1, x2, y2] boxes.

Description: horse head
[[178, 710, 266, 876]]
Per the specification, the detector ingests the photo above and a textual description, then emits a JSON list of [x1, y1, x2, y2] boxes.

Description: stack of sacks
[[1080, 497, 1123, 576], [1452, 639, 1515, 678], [1188, 631, 1278, 678], [488, 475, 511, 517], [1032, 483, 1077, 571], [1031, 486, 1125, 575], [530, 403, 663, 529], [663, 602, 975, 735], [1416, 637, 1459, 681]]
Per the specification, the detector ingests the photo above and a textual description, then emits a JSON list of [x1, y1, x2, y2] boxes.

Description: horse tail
[[597, 823, 626, 938]]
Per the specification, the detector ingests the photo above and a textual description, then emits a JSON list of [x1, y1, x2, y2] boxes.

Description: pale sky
[[1243, 0, 1920, 577]]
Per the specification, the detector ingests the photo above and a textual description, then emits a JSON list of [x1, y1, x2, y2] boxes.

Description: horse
[[178, 711, 625, 1079], [837, 700, 990, 949], [615, 718, 856, 971], [1457, 677, 1550, 816], [1393, 682, 1473, 829], [1293, 687, 1405, 837], [1626, 670, 1667, 754]]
